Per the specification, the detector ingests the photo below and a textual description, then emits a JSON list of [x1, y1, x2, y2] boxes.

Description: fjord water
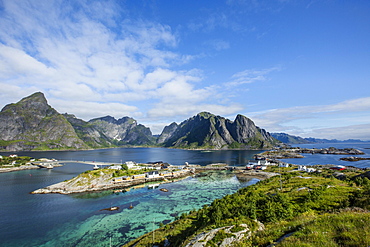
[[1, 144, 370, 247], [0, 148, 261, 247], [280, 143, 370, 168]]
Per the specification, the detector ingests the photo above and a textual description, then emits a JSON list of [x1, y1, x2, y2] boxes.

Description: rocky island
[[255, 147, 364, 160], [340, 156, 370, 162]]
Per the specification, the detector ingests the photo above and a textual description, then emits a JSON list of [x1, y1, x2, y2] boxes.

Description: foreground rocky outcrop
[[184, 222, 264, 247]]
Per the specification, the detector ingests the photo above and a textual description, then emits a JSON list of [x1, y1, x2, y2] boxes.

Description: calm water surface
[[0, 148, 261, 247], [1, 144, 370, 246], [280, 143, 370, 168]]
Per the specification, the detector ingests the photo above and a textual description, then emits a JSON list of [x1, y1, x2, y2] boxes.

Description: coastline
[[31, 169, 193, 195], [0, 165, 40, 173]]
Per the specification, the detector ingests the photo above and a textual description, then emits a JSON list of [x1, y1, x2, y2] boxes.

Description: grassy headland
[[123, 166, 370, 246]]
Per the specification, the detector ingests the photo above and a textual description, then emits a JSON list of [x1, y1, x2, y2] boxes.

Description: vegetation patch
[[123, 167, 370, 247]]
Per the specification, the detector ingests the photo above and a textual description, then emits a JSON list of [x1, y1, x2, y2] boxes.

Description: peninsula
[[0, 154, 64, 173], [32, 161, 193, 194]]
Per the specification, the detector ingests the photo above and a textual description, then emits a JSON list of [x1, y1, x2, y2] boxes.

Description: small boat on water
[[100, 206, 119, 211], [129, 203, 133, 209], [160, 188, 168, 192]]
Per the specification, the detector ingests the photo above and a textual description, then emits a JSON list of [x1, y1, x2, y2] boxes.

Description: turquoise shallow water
[[0, 148, 262, 247], [2, 144, 369, 246], [0, 168, 258, 247], [17, 172, 257, 247]]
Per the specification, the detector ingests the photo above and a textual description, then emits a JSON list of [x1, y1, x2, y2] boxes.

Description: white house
[[125, 161, 136, 169], [109, 165, 122, 170], [279, 163, 289, 168], [298, 165, 316, 173], [146, 171, 160, 178], [298, 165, 307, 171], [248, 160, 271, 167]]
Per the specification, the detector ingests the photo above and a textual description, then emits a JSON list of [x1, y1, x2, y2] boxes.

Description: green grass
[[273, 211, 370, 247], [123, 168, 370, 247]]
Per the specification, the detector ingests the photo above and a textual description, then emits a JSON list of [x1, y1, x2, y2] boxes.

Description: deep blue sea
[[1, 144, 369, 247]]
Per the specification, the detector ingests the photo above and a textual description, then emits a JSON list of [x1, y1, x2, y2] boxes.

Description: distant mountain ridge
[[271, 132, 366, 144]]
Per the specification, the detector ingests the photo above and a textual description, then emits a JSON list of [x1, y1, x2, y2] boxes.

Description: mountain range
[[0, 92, 279, 151], [270, 133, 367, 145]]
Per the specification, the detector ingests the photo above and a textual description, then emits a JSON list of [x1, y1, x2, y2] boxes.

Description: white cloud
[[306, 124, 370, 141], [247, 97, 370, 140], [0, 0, 246, 128], [0, 44, 56, 79], [226, 67, 281, 86]]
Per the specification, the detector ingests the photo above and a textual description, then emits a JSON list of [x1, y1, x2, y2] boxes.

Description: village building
[[113, 177, 123, 182], [132, 174, 146, 179], [125, 161, 136, 169], [279, 163, 290, 168], [298, 165, 316, 172], [109, 165, 122, 170], [146, 171, 160, 178]]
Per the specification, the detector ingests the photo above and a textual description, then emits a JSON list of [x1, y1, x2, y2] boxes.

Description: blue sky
[[1, 0, 370, 140]]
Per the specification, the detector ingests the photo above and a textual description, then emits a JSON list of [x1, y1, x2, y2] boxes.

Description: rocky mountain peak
[[0, 92, 88, 151]]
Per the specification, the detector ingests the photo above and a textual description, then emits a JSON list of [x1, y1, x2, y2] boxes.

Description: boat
[[129, 203, 133, 209], [160, 188, 168, 192], [100, 206, 119, 211]]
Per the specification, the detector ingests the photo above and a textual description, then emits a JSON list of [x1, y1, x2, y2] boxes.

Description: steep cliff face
[[0, 92, 88, 151], [63, 114, 115, 148], [89, 116, 155, 145], [0, 93, 279, 151], [157, 122, 178, 144], [160, 112, 279, 149]]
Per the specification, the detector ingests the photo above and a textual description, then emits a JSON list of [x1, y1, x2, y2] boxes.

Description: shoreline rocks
[[0, 165, 40, 173], [340, 156, 370, 162], [32, 170, 192, 195], [256, 147, 364, 160]]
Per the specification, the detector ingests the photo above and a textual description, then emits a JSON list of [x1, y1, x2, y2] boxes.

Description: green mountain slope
[[0, 92, 88, 151], [158, 112, 279, 149]]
